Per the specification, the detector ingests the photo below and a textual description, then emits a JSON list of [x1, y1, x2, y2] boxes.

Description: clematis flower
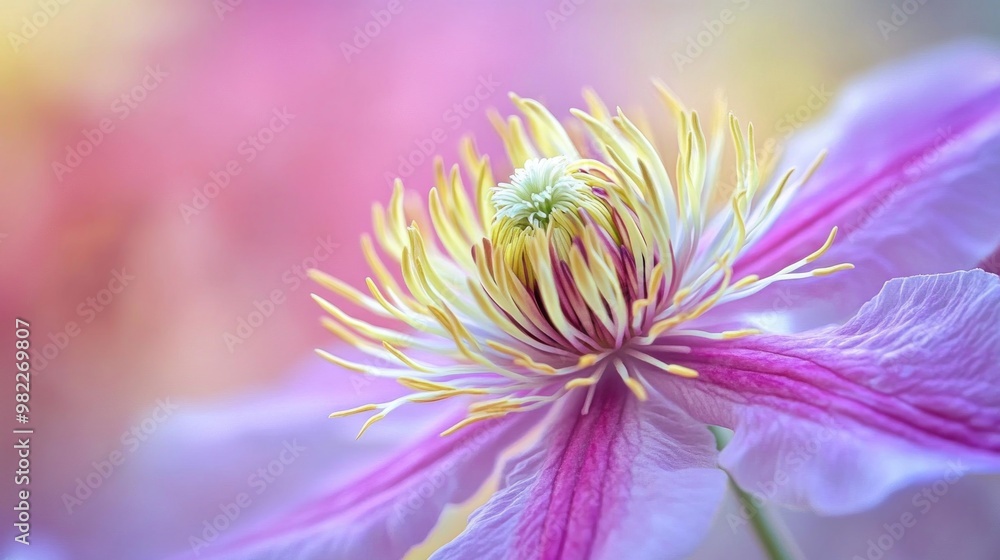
[[205, 42, 1000, 560]]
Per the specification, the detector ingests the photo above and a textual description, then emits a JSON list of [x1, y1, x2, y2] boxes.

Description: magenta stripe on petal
[[433, 386, 725, 560], [205, 407, 543, 560], [654, 270, 1000, 514], [514, 384, 631, 559], [716, 42, 1000, 332], [741, 83, 1000, 277]]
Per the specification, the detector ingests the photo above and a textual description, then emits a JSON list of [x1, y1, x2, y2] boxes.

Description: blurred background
[[2, 0, 999, 558]]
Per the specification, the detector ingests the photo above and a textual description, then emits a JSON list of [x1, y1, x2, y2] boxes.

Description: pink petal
[[49, 355, 416, 560], [689, 475, 1000, 560], [656, 270, 1000, 514], [433, 386, 727, 560], [780, 474, 1000, 560], [88, 346, 541, 560], [201, 406, 544, 560], [727, 41, 1000, 331]]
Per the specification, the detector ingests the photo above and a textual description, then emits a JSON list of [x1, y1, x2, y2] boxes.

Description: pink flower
[[196, 42, 1000, 560]]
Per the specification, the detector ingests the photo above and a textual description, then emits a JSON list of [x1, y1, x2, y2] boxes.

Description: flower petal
[[60, 355, 419, 560], [781, 474, 1000, 560], [432, 385, 727, 560], [688, 475, 1000, 560], [199, 405, 544, 560], [729, 41, 1000, 331], [658, 270, 1000, 514]]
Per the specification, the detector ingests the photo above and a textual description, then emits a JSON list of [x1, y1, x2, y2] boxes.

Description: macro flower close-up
[[3, 2, 1000, 560], [198, 42, 1000, 560]]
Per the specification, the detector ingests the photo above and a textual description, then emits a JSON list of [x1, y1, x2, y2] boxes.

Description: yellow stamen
[[666, 364, 699, 378], [564, 377, 598, 390], [806, 227, 841, 263], [811, 263, 856, 276], [440, 413, 506, 437], [307, 83, 855, 436], [624, 377, 649, 401], [328, 404, 378, 418], [356, 413, 387, 439], [721, 328, 761, 339], [397, 377, 458, 393]]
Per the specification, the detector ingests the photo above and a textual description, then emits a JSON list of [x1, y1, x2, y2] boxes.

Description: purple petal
[[54, 355, 418, 560], [657, 270, 1000, 514], [689, 475, 1000, 560], [728, 41, 1000, 331], [780, 474, 1000, 560], [199, 406, 544, 560], [433, 386, 726, 560]]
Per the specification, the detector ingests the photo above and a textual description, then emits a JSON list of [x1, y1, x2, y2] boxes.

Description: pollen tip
[[722, 328, 760, 339], [666, 364, 699, 378], [329, 403, 378, 419], [565, 377, 597, 390], [624, 377, 649, 401], [577, 354, 599, 368], [812, 263, 855, 276], [356, 413, 386, 439]]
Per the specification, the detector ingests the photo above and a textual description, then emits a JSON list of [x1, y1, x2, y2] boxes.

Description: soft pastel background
[[2, 1, 999, 559]]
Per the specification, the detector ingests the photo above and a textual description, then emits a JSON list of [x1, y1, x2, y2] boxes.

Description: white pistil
[[491, 157, 591, 229]]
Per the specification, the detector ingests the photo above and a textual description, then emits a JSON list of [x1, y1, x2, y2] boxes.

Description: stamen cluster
[[310, 86, 850, 436]]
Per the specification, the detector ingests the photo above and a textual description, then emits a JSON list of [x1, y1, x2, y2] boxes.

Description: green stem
[[709, 426, 804, 560]]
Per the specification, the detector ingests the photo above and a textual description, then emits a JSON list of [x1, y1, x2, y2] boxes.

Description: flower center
[[489, 157, 618, 286], [491, 157, 591, 229], [310, 87, 853, 437]]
